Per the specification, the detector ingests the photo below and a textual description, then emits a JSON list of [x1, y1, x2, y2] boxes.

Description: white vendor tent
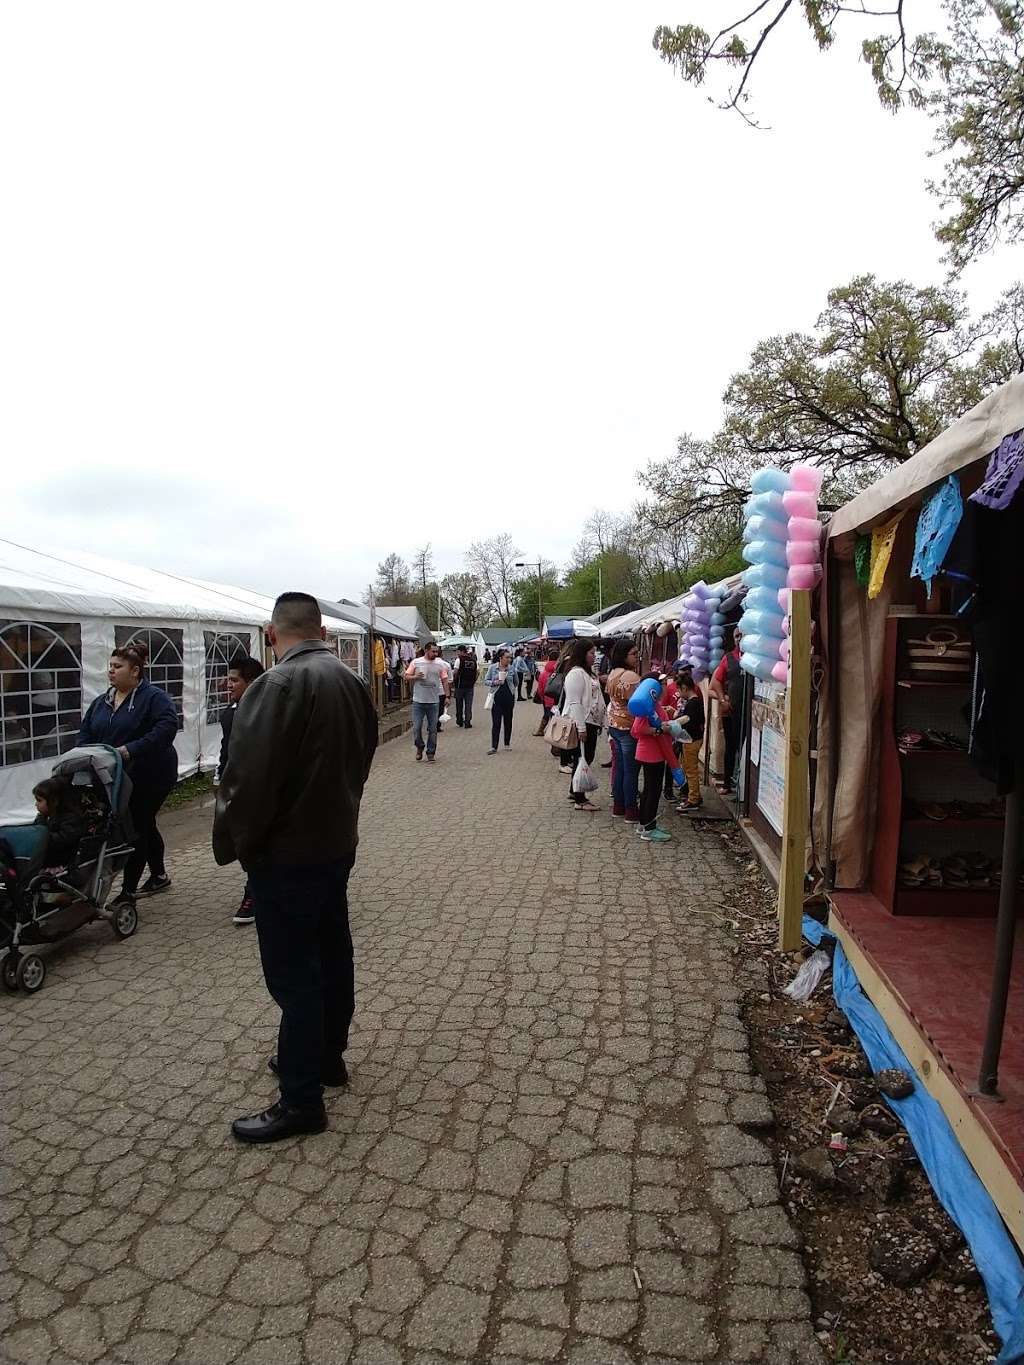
[[0, 540, 363, 823]]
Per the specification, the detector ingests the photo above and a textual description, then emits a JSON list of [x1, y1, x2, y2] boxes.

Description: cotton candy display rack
[[740, 465, 823, 683]]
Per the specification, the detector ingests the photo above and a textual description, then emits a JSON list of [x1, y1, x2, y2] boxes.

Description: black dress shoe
[[231, 1101, 327, 1144], [269, 1054, 349, 1088]]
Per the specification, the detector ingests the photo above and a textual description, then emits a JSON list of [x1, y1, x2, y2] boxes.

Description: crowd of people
[[32, 601, 730, 1144], [406, 633, 714, 842]]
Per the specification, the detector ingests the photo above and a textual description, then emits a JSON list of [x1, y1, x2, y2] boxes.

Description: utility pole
[[515, 559, 543, 634]]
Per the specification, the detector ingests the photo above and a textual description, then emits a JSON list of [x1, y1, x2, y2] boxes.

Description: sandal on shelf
[[897, 730, 924, 753]]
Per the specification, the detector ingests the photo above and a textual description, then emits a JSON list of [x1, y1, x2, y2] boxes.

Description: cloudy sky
[[2, 1, 1016, 603]]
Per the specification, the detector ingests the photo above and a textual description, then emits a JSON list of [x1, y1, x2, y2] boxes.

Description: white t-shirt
[[411, 658, 447, 704]]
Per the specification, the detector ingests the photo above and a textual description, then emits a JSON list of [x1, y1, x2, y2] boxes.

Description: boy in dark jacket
[[219, 656, 265, 924]]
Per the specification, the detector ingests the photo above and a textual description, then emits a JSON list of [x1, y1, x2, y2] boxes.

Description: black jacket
[[212, 640, 378, 869], [78, 680, 178, 793], [35, 809, 86, 866], [218, 703, 237, 778]]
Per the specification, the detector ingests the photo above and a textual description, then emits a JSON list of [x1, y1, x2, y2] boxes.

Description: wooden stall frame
[[778, 589, 812, 952]]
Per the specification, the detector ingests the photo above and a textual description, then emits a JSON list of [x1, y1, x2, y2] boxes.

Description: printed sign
[[756, 724, 786, 836]]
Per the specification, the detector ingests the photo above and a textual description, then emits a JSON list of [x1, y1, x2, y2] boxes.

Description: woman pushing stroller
[[78, 639, 178, 911]]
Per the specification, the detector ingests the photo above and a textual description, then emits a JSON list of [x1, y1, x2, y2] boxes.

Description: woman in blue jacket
[[78, 638, 179, 908]]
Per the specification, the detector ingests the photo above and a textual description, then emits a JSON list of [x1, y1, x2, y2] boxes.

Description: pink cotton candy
[[782, 616, 790, 636], [780, 637, 790, 661], [771, 660, 789, 684], [787, 516, 821, 542], [782, 490, 818, 519], [789, 464, 823, 494], [786, 540, 820, 566], [787, 563, 823, 590], [777, 588, 790, 611]]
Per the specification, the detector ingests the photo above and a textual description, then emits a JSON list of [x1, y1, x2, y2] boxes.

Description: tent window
[[204, 631, 252, 724], [114, 627, 185, 731], [336, 638, 359, 669], [0, 621, 82, 767]]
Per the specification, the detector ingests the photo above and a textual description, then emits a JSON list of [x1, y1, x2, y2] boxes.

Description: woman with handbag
[[561, 639, 603, 812], [532, 646, 561, 737], [484, 649, 517, 754]]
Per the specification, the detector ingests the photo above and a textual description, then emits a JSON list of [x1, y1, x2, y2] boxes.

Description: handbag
[[906, 628, 971, 678], [545, 710, 578, 751]]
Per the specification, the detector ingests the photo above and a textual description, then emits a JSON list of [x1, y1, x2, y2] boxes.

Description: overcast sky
[[2, 1, 1017, 603]]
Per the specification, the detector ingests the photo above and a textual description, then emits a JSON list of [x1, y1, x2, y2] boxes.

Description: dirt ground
[[710, 820, 1003, 1365]]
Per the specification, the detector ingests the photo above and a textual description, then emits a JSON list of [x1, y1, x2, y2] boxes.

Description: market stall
[[813, 375, 1024, 1250]]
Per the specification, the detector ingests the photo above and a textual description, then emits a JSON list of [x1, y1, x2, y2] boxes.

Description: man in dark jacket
[[214, 592, 378, 1143]]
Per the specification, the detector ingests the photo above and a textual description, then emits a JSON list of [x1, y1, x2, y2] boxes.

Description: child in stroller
[[2, 745, 138, 994], [33, 776, 89, 870]]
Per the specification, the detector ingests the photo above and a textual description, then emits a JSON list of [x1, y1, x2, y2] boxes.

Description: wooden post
[[777, 588, 812, 952]]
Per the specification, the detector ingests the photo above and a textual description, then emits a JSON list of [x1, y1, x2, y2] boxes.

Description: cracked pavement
[[1, 709, 825, 1363]]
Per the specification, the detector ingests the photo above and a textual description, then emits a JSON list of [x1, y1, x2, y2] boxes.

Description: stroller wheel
[[2, 954, 20, 992], [16, 953, 45, 993], [112, 901, 138, 939]]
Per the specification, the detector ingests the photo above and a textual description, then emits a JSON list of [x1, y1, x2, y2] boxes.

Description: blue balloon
[[627, 677, 663, 727]]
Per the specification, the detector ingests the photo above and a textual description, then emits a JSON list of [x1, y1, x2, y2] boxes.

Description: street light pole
[[515, 560, 543, 634]]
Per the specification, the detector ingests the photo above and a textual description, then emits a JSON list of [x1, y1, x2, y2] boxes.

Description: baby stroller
[[0, 745, 137, 994]]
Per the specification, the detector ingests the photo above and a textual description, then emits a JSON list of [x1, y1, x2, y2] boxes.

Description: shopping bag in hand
[[571, 758, 599, 795], [484, 691, 494, 711], [438, 709, 451, 728]]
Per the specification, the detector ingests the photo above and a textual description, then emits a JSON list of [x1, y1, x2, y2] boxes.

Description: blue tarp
[[803, 916, 1024, 1360]]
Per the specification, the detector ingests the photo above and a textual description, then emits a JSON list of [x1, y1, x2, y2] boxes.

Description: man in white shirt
[[405, 644, 449, 763]]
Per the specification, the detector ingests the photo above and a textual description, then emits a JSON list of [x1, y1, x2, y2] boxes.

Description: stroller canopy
[[51, 746, 131, 817]]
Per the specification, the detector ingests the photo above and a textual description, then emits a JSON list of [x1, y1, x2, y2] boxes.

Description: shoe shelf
[[870, 615, 1005, 918]]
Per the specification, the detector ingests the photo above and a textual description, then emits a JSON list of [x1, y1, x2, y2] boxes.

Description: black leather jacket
[[212, 640, 377, 869]]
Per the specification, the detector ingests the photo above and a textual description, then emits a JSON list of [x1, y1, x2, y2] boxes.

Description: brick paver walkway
[[2, 707, 824, 1364]]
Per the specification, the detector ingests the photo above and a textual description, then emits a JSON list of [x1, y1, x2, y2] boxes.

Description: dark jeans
[[249, 855, 355, 1110], [122, 781, 174, 895], [721, 714, 739, 790], [491, 688, 514, 748], [412, 700, 439, 755], [608, 727, 638, 811], [454, 686, 474, 727], [525, 676, 534, 699], [568, 722, 600, 804], [516, 674, 525, 700], [639, 760, 665, 830]]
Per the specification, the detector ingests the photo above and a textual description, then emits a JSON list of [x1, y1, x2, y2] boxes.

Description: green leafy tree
[[653, 2, 1024, 269], [722, 274, 1005, 482], [367, 552, 414, 605], [931, 1, 1024, 271]]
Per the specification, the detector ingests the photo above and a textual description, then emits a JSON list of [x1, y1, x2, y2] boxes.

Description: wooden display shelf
[[893, 885, 1002, 917], [896, 678, 971, 689], [871, 614, 1002, 919]]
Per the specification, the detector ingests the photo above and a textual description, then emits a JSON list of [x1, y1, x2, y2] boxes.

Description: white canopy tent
[[0, 540, 363, 823]]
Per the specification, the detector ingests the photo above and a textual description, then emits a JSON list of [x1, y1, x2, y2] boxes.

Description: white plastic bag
[[571, 758, 599, 795], [783, 948, 831, 1002], [484, 691, 494, 711], [438, 709, 451, 728]]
